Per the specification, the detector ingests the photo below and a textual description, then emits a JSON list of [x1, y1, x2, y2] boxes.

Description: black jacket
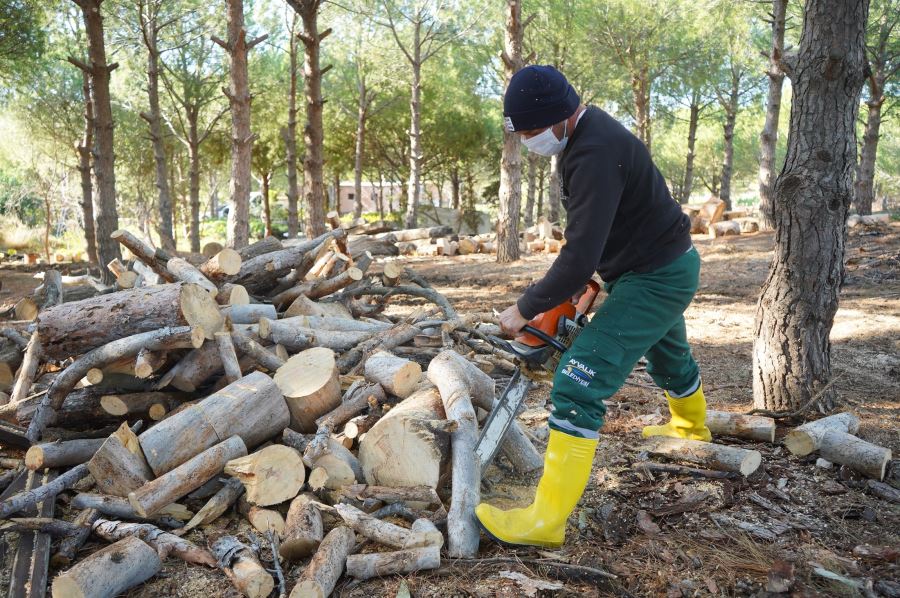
[[517, 106, 692, 320]]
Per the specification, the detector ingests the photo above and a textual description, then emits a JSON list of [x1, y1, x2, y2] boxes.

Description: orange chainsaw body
[[515, 280, 601, 348]]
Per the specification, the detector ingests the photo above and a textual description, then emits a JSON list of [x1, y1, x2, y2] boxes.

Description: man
[[475, 65, 710, 548]]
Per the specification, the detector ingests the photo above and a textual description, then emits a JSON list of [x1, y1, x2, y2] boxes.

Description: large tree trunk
[[751, 0, 869, 412], [547, 154, 560, 223], [719, 69, 740, 211], [758, 0, 788, 230], [681, 96, 700, 204], [283, 15, 300, 238], [288, 0, 328, 238], [140, 8, 175, 252], [73, 0, 122, 284], [406, 50, 422, 228], [261, 171, 272, 237], [524, 153, 538, 227], [217, 0, 263, 249], [854, 78, 884, 216], [353, 74, 369, 219], [76, 69, 98, 266], [497, 0, 525, 263], [188, 121, 201, 253]]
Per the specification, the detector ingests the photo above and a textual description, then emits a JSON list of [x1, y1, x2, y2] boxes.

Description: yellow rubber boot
[[475, 429, 598, 548], [641, 383, 712, 442]]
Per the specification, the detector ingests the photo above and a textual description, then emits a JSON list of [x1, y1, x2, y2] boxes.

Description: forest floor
[[0, 223, 898, 597]]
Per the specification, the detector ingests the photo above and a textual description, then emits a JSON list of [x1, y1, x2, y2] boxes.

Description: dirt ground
[[1, 224, 898, 597]]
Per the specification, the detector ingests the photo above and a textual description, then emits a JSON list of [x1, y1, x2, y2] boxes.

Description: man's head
[[503, 65, 580, 156]]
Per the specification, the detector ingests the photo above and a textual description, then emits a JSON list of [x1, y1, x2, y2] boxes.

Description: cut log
[[315, 381, 386, 433], [348, 234, 398, 259], [642, 437, 762, 476], [274, 267, 364, 307], [224, 444, 305, 506], [202, 242, 224, 258], [50, 535, 161, 598], [733, 217, 760, 233], [307, 439, 361, 490], [404, 517, 443, 549], [706, 411, 776, 443], [231, 329, 285, 372], [359, 387, 448, 489], [156, 342, 222, 392], [709, 220, 741, 239], [14, 297, 38, 321], [272, 315, 390, 333], [223, 303, 278, 324], [26, 438, 104, 470], [216, 283, 250, 306], [138, 370, 288, 476], [457, 238, 477, 255], [111, 229, 176, 282], [343, 414, 379, 440], [180, 477, 244, 533], [289, 526, 355, 598], [376, 226, 452, 242], [340, 484, 442, 508], [133, 348, 166, 379], [199, 248, 242, 279], [36, 283, 222, 359], [128, 435, 247, 517], [280, 494, 324, 561], [84, 367, 104, 385], [215, 332, 243, 383], [426, 350, 481, 557], [364, 351, 421, 399], [9, 331, 41, 404], [345, 546, 440, 580], [382, 261, 404, 286], [260, 318, 372, 352], [100, 392, 180, 420], [237, 236, 283, 260], [0, 463, 88, 519], [167, 257, 218, 295], [336, 322, 421, 373], [273, 348, 341, 433], [210, 535, 274, 598], [238, 497, 286, 534], [784, 413, 860, 457], [88, 422, 154, 497], [334, 502, 412, 548], [92, 518, 216, 567], [281, 428, 313, 454], [818, 430, 891, 480], [71, 493, 191, 522]]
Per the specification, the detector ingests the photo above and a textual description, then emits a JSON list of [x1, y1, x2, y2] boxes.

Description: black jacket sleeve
[[516, 143, 627, 320]]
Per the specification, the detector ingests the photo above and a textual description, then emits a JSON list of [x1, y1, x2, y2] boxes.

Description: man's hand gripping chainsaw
[[475, 281, 600, 474]]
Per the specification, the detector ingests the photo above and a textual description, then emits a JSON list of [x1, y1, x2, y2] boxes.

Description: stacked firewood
[[0, 221, 544, 597]]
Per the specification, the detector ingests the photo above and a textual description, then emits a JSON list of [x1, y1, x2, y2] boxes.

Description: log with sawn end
[[87, 422, 154, 497], [706, 411, 776, 443], [280, 493, 324, 561], [224, 444, 305, 506], [259, 317, 374, 352], [364, 351, 422, 399], [51, 535, 162, 598], [783, 412, 860, 456], [642, 437, 762, 476], [289, 526, 356, 598], [818, 430, 892, 480], [92, 518, 216, 566], [345, 545, 441, 580], [210, 535, 274, 598], [273, 348, 342, 433], [179, 477, 244, 534]]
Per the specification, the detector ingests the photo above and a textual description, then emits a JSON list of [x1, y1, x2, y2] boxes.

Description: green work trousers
[[548, 247, 701, 439]]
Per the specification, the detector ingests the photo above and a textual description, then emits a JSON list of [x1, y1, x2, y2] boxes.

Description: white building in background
[[330, 181, 443, 215]]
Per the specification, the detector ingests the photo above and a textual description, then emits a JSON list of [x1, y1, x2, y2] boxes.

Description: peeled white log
[[345, 546, 440, 580], [642, 437, 762, 476], [51, 535, 161, 598], [167, 257, 218, 295], [273, 348, 341, 433], [224, 445, 305, 506], [364, 351, 421, 399], [426, 350, 481, 557], [289, 526, 356, 598], [818, 430, 892, 480], [783, 412, 860, 456], [706, 411, 776, 443]]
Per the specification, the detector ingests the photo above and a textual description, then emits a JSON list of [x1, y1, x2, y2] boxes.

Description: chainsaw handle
[[520, 325, 569, 354]]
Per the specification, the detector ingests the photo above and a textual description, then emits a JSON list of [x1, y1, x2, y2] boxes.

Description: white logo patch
[[504, 117, 515, 132]]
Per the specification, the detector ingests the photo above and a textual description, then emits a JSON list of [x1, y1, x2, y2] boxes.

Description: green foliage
[[0, 0, 46, 82]]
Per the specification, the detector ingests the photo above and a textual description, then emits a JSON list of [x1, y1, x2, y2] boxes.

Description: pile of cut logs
[[0, 215, 893, 596], [683, 198, 761, 238]]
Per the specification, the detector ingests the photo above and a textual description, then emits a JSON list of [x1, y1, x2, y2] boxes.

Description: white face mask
[[522, 120, 568, 156]]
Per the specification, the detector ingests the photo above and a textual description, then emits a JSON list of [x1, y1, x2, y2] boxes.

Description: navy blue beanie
[[503, 65, 580, 132]]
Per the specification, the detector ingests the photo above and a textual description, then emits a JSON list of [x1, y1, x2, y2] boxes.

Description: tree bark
[[73, 0, 122, 284], [631, 65, 652, 152], [289, 526, 355, 598], [284, 15, 300, 238], [76, 69, 98, 266], [188, 118, 202, 253], [139, 2, 175, 252], [758, 0, 788, 230], [855, 80, 884, 216], [217, 0, 264, 249], [210, 535, 274, 598], [51, 535, 161, 598], [547, 154, 560, 223], [681, 96, 700, 203], [719, 67, 740, 210], [524, 153, 538, 227], [354, 73, 370, 219], [287, 0, 328, 237], [497, 0, 525, 263], [752, 0, 869, 412]]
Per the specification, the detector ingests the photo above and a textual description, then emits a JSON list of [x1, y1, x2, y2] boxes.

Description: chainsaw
[[475, 280, 601, 476]]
